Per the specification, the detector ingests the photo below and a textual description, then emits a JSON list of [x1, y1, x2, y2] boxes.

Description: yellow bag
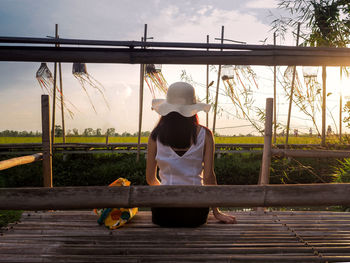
[[94, 178, 138, 229]]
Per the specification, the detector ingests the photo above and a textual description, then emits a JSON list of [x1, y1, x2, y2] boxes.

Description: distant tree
[[19, 131, 28, 136], [122, 132, 131, 137], [96, 128, 102, 136], [72, 128, 79, 136], [55, 125, 63, 137], [106, 128, 115, 136], [83, 128, 94, 136], [141, 131, 151, 137]]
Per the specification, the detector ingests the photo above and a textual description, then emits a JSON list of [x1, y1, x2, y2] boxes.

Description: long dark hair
[[151, 112, 199, 149]]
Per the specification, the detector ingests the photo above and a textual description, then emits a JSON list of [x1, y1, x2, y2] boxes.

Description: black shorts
[[151, 207, 209, 227]]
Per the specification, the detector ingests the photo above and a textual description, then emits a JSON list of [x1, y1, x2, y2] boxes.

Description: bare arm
[[203, 128, 236, 224], [146, 136, 161, 186]]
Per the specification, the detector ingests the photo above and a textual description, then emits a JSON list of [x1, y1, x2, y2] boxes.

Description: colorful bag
[[94, 178, 138, 229]]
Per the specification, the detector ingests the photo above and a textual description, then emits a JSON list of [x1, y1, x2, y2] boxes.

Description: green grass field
[[0, 136, 325, 144]]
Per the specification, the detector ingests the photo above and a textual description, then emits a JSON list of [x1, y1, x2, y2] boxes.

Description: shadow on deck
[[1, 210, 350, 262]]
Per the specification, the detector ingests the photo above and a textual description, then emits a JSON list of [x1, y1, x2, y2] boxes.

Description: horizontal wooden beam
[[0, 153, 42, 171], [1, 36, 350, 52], [1, 184, 350, 210], [0, 46, 350, 66], [272, 149, 350, 158]]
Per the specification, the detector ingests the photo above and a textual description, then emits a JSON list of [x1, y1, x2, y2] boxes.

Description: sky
[[0, 0, 348, 136]]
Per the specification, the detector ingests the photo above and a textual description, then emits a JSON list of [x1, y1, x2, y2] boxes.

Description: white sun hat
[[152, 82, 211, 117]]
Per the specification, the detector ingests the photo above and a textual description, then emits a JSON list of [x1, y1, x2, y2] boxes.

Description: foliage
[[272, 0, 350, 48], [221, 65, 264, 135], [0, 154, 147, 187], [0, 210, 22, 228], [344, 101, 350, 129], [214, 153, 261, 185], [270, 156, 338, 184], [181, 66, 265, 135], [334, 158, 350, 183], [0, 130, 42, 137], [0, 153, 339, 188], [280, 66, 323, 136]]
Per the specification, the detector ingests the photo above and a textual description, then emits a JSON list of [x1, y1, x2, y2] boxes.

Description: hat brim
[[152, 99, 211, 117]]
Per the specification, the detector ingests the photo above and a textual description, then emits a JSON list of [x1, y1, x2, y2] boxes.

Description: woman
[[146, 82, 236, 227]]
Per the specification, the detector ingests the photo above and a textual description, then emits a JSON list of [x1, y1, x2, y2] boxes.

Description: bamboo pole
[[51, 24, 58, 147], [259, 98, 273, 185], [273, 32, 277, 144], [285, 23, 300, 147], [1, 183, 350, 210], [322, 65, 327, 146], [339, 68, 343, 142], [0, 153, 43, 171], [41, 95, 52, 187], [271, 149, 350, 158], [137, 24, 147, 162], [206, 35, 209, 127], [212, 26, 224, 134], [59, 62, 65, 143], [1, 47, 350, 66], [2, 36, 350, 52]]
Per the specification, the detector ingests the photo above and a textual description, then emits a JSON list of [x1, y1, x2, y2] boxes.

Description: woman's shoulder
[[198, 125, 212, 134], [198, 125, 214, 142]]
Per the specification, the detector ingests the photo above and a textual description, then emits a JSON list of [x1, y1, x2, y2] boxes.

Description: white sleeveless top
[[156, 127, 205, 186]]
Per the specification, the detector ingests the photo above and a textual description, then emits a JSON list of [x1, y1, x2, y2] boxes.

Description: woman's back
[[156, 126, 205, 185]]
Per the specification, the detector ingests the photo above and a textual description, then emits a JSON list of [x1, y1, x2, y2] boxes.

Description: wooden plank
[[2, 210, 350, 262], [0, 153, 42, 171], [1, 36, 350, 52], [1, 46, 350, 66], [1, 184, 350, 210], [272, 149, 350, 158]]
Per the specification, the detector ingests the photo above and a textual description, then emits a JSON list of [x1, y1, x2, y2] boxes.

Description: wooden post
[[212, 26, 224, 134], [137, 24, 147, 162], [285, 23, 300, 147], [59, 62, 65, 143], [339, 68, 343, 142], [321, 65, 327, 146], [259, 98, 273, 185], [51, 24, 58, 146], [206, 35, 209, 128], [273, 32, 277, 144], [41, 95, 53, 187]]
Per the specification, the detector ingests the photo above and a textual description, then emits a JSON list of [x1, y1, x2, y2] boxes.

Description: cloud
[[245, 0, 278, 9], [145, 5, 271, 44]]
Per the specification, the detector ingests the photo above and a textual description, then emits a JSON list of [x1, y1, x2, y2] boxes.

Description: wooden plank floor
[[1, 210, 350, 262]]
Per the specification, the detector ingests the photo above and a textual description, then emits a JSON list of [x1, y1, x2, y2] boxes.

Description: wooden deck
[[1, 210, 350, 262]]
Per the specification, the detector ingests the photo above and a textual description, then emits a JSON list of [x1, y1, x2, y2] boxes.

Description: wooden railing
[[0, 184, 350, 210], [1, 97, 350, 210]]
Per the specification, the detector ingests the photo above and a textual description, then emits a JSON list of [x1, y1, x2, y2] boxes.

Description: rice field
[[0, 136, 325, 144]]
